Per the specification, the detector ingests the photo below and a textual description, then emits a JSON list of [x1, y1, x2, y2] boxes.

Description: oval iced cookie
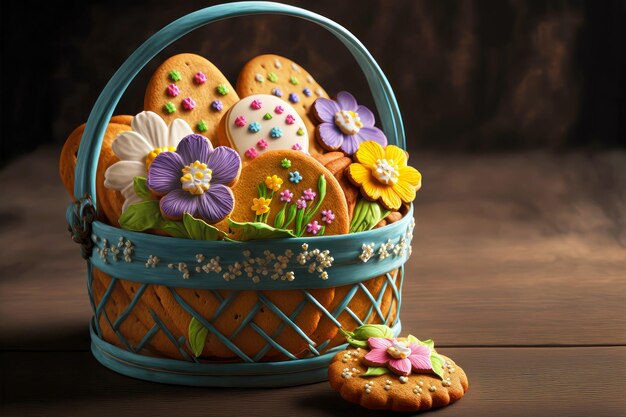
[[216, 94, 309, 160], [236, 54, 329, 154], [144, 53, 239, 144]]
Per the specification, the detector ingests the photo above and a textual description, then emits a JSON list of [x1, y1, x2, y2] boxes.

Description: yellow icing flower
[[265, 174, 283, 192], [251, 197, 272, 215], [348, 141, 422, 210]]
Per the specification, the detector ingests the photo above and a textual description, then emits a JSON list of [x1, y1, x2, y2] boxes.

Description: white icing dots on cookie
[[274, 58, 282, 69], [255, 73, 264, 83], [291, 62, 301, 72]]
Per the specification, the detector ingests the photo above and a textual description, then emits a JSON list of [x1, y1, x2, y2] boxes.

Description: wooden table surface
[[1, 147, 625, 417]]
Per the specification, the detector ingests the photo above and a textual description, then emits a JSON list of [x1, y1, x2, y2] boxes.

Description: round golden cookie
[[144, 53, 239, 144], [59, 119, 133, 227], [236, 54, 329, 154], [329, 348, 469, 412]]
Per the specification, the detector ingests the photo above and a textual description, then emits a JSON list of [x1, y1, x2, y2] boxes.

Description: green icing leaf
[[183, 213, 223, 241], [283, 203, 297, 229], [430, 352, 445, 380], [188, 317, 208, 357], [273, 204, 287, 229], [361, 366, 390, 377], [159, 220, 190, 238], [353, 324, 395, 340], [228, 219, 296, 241], [118, 201, 163, 232], [294, 207, 305, 236], [346, 336, 369, 349], [132, 176, 152, 201], [349, 199, 392, 233]]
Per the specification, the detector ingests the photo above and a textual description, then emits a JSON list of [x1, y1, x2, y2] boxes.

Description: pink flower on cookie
[[362, 337, 433, 376]]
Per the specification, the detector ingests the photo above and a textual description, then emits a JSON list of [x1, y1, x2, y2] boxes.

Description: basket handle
[[74, 1, 406, 203]]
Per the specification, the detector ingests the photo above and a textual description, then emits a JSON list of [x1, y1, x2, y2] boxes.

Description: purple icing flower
[[313, 91, 387, 155], [280, 189, 293, 202], [302, 188, 316, 201], [296, 198, 307, 209], [321, 209, 335, 224], [307, 221, 322, 235], [147, 134, 241, 223]]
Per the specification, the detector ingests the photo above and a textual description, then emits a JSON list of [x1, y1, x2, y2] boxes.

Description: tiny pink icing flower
[[245, 147, 258, 159], [256, 139, 268, 149], [306, 221, 322, 235], [321, 209, 335, 224], [363, 337, 433, 376], [182, 97, 196, 111], [280, 189, 293, 202], [235, 116, 247, 127], [285, 114, 296, 125], [250, 99, 263, 109], [292, 143, 303, 151], [296, 198, 307, 209], [274, 105, 285, 114], [194, 72, 207, 84], [167, 83, 180, 97], [302, 188, 316, 201]]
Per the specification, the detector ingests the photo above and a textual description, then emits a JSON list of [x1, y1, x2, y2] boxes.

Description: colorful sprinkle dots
[[285, 114, 296, 125], [255, 73, 264, 83], [315, 88, 324, 97], [263, 113, 273, 120], [303, 87, 312, 97], [211, 100, 223, 111], [216, 84, 229, 95], [289, 171, 303, 184], [168, 70, 181, 81], [245, 147, 259, 159], [292, 143, 303, 151], [248, 122, 261, 133], [250, 99, 263, 110], [256, 139, 268, 149], [164, 102, 176, 114], [280, 158, 292, 169], [182, 97, 196, 111], [274, 106, 285, 114], [194, 72, 207, 84], [306, 75, 313, 83], [272, 87, 283, 97], [270, 127, 283, 138], [291, 63, 301, 72], [289, 93, 299, 103], [196, 120, 208, 132], [274, 59, 282, 69], [166, 84, 180, 97], [267, 72, 278, 82], [296, 128, 305, 136], [235, 116, 247, 127], [289, 76, 299, 85]]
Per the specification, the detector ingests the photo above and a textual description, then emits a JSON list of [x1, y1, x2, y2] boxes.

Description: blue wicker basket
[[66, 1, 413, 387]]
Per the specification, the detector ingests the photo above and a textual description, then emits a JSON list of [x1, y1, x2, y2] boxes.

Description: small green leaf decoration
[[273, 204, 287, 229], [132, 176, 152, 201], [361, 366, 390, 377], [119, 201, 163, 232], [183, 213, 223, 240], [188, 317, 208, 357], [283, 203, 297, 229], [349, 199, 392, 233], [430, 352, 445, 380], [159, 220, 190, 238], [346, 336, 369, 349], [228, 219, 296, 241], [294, 207, 305, 236], [352, 324, 395, 340]]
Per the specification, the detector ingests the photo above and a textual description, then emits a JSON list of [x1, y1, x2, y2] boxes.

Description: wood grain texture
[[2, 347, 625, 417]]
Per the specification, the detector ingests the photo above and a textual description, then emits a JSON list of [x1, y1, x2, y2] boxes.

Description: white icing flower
[[104, 111, 193, 211]]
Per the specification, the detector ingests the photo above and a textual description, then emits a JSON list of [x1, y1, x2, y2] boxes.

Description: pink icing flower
[[194, 72, 207, 84], [285, 114, 296, 125], [256, 139, 268, 150], [167, 84, 180, 97], [245, 147, 258, 159], [182, 97, 196, 111], [250, 99, 263, 110], [235, 116, 247, 127], [302, 188, 316, 201], [363, 338, 433, 376], [321, 210, 335, 224], [280, 189, 293, 202], [274, 105, 285, 114], [306, 221, 322, 235], [296, 198, 307, 209], [292, 143, 303, 151]]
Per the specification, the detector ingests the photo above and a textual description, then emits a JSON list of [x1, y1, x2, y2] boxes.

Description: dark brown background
[[1, 0, 625, 166]]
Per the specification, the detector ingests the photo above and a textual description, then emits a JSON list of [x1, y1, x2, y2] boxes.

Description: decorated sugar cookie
[[216, 95, 309, 160], [328, 325, 469, 412], [144, 53, 239, 143], [236, 54, 329, 154]]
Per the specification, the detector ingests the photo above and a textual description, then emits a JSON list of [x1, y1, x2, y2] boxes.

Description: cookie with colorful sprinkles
[[143, 53, 239, 144], [328, 325, 469, 412], [236, 54, 329, 154]]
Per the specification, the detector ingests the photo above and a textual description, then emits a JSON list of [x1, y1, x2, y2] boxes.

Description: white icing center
[[334, 110, 363, 135], [372, 159, 400, 185], [180, 161, 212, 195], [387, 342, 411, 359]]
